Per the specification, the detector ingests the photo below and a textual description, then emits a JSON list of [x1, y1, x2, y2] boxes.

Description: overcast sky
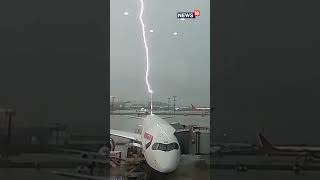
[[110, 0, 210, 106], [213, 1, 320, 144], [0, 0, 107, 133]]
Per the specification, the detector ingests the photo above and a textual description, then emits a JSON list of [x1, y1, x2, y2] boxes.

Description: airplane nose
[[158, 160, 177, 173], [157, 152, 179, 173]]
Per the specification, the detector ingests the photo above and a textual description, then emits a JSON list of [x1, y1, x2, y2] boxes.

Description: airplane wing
[[128, 115, 144, 119], [58, 149, 106, 156], [110, 129, 142, 142], [161, 116, 174, 119]]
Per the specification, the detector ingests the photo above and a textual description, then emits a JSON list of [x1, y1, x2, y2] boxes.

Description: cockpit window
[[158, 143, 167, 151], [167, 143, 174, 151], [152, 143, 159, 150], [151, 142, 179, 151], [172, 142, 179, 150]]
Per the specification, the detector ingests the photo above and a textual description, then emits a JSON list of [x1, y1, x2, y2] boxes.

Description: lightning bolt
[[139, 0, 153, 113]]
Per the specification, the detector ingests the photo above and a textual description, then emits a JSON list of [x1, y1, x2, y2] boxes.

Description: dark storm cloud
[[0, 0, 108, 133], [214, 1, 320, 144]]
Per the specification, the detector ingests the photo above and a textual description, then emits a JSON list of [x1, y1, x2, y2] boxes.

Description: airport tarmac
[[4, 114, 320, 179], [0, 169, 79, 180], [212, 169, 320, 180], [110, 113, 210, 133], [3, 154, 320, 180], [0, 114, 210, 180], [212, 154, 320, 179]]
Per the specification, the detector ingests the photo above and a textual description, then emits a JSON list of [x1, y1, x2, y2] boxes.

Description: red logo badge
[[194, 9, 200, 17], [144, 132, 153, 141]]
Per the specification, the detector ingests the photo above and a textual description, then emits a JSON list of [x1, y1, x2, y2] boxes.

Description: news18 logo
[[177, 9, 200, 19]]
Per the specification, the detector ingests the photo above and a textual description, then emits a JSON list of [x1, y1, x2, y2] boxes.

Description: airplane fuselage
[[140, 114, 180, 173], [191, 104, 210, 112], [258, 133, 320, 157]]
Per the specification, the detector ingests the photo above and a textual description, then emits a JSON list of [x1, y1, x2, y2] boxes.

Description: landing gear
[[134, 161, 167, 180], [110, 138, 115, 151]]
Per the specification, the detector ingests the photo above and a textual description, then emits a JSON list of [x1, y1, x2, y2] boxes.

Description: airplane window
[[146, 140, 152, 149], [158, 143, 167, 151], [152, 143, 159, 150], [152, 142, 179, 151], [167, 143, 174, 151], [172, 143, 179, 150]]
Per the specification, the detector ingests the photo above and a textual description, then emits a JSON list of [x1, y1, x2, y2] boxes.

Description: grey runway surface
[[212, 154, 320, 179], [213, 170, 320, 180], [0, 169, 80, 180], [0, 114, 210, 180], [110, 113, 210, 132]]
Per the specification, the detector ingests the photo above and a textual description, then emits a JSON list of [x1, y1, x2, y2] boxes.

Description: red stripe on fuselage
[[144, 132, 153, 141]]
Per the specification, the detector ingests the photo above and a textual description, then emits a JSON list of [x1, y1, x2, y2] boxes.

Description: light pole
[[167, 97, 171, 113], [55, 123, 59, 145], [173, 96, 177, 115], [5, 109, 15, 145], [111, 96, 115, 112]]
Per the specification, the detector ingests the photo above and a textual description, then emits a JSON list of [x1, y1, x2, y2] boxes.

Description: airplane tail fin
[[257, 133, 274, 152], [191, 104, 197, 111]]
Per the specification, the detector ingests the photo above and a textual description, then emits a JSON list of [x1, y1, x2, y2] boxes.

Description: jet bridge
[[171, 123, 210, 155]]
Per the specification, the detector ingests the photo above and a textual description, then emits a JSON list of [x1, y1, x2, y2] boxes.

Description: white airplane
[[139, 107, 148, 112], [258, 133, 320, 157], [110, 114, 181, 173], [191, 104, 210, 111]]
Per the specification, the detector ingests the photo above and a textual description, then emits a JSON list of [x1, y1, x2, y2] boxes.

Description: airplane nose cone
[[158, 160, 177, 173], [156, 152, 179, 173], [159, 166, 176, 173]]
